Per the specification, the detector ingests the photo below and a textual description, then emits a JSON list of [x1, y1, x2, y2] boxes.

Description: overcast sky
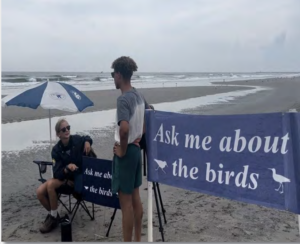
[[2, 0, 300, 72]]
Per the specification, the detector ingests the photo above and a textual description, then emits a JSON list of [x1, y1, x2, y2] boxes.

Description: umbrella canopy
[[2, 81, 94, 112], [2, 81, 94, 177]]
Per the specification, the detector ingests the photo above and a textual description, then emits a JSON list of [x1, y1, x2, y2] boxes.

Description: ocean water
[[2, 71, 299, 95], [2, 85, 270, 152], [1, 71, 298, 152]]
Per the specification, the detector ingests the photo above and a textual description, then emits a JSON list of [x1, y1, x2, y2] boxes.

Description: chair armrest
[[33, 160, 53, 166], [33, 160, 53, 180]]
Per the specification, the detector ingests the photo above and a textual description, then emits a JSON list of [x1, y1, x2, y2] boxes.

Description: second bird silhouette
[[268, 168, 290, 194]]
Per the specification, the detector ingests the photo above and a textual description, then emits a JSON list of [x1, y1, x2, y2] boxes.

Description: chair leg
[[92, 203, 94, 219], [58, 198, 72, 214], [106, 208, 117, 237], [80, 201, 94, 220], [69, 196, 95, 223], [71, 199, 78, 214], [71, 201, 81, 223], [69, 195, 71, 212]]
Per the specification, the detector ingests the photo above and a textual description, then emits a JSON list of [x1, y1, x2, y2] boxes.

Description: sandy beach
[[2, 78, 300, 242]]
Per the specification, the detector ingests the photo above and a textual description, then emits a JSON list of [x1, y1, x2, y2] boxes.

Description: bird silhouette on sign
[[268, 168, 290, 194], [154, 159, 168, 174]]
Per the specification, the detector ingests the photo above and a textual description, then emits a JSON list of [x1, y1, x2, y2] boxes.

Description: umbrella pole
[[49, 109, 54, 178]]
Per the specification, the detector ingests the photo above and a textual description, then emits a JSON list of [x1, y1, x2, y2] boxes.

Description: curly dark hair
[[111, 56, 138, 80]]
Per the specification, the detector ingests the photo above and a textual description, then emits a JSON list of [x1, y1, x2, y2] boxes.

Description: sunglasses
[[111, 71, 119, 78], [60, 125, 71, 133]]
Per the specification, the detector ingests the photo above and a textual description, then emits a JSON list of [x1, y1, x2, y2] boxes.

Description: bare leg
[[46, 178, 65, 210], [132, 187, 143, 242], [119, 191, 134, 242], [37, 182, 51, 211]]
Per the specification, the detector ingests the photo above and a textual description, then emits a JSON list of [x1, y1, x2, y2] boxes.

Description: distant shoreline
[[3, 76, 300, 124]]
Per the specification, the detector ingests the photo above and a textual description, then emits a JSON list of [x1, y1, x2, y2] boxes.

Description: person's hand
[[113, 143, 125, 158], [67, 163, 78, 172], [84, 141, 91, 155]]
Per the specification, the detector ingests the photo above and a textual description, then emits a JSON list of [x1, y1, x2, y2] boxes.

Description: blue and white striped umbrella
[[2, 81, 94, 112]]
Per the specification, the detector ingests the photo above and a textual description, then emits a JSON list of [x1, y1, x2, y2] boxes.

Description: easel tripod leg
[[106, 208, 117, 237], [144, 150, 166, 240], [156, 182, 167, 224], [153, 182, 165, 242]]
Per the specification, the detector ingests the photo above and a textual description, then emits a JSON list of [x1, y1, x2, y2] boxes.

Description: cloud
[[2, 0, 300, 72]]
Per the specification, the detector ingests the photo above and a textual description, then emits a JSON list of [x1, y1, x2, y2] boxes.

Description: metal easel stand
[[143, 149, 167, 242]]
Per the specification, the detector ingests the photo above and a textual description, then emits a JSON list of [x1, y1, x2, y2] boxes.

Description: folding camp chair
[[33, 148, 97, 223]]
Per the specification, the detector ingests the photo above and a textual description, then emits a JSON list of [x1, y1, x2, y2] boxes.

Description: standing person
[[111, 56, 148, 242]]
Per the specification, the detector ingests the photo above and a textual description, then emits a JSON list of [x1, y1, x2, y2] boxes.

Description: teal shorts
[[112, 144, 142, 195]]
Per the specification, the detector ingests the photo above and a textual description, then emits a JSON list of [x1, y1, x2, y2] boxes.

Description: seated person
[[36, 118, 93, 234]]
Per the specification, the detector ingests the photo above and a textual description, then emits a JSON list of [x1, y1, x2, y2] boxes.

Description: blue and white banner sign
[[145, 110, 300, 214], [82, 157, 120, 209]]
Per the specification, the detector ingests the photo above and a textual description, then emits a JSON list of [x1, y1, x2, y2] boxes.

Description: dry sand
[[2, 78, 300, 242]]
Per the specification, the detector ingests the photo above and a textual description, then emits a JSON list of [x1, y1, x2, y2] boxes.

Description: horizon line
[[2, 70, 300, 73]]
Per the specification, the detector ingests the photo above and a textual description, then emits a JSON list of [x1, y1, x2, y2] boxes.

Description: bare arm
[[114, 97, 131, 157], [119, 120, 129, 155]]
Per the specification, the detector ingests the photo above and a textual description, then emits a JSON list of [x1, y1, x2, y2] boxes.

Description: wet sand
[[2, 78, 300, 242]]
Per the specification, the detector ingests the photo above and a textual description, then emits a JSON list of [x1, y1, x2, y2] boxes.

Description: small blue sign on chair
[[145, 110, 300, 214], [82, 157, 120, 210]]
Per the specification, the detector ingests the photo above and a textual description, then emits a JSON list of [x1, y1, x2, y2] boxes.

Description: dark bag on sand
[[60, 214, 72, 242]]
